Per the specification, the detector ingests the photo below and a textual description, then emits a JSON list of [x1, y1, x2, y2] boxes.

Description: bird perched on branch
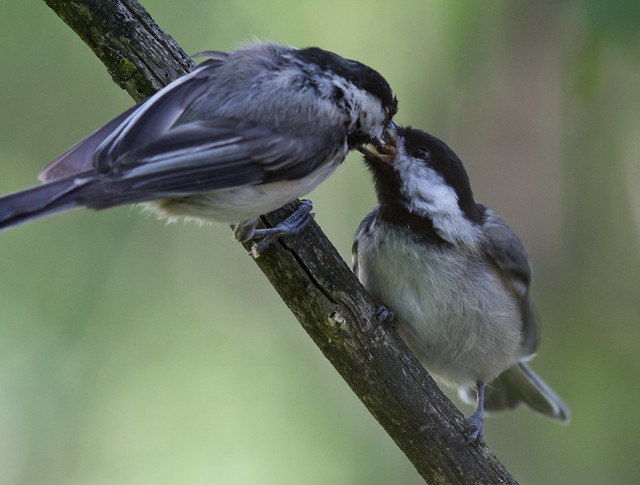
[[353, 124, 569, 444], [0, 42, 397, 254]]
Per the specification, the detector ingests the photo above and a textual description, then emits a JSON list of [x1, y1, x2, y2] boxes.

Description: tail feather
[[459, 362, 570, 423], [0, 175, 95, 231]]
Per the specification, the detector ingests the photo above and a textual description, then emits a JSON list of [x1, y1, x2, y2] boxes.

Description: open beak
[[359, 122, 397, 163]]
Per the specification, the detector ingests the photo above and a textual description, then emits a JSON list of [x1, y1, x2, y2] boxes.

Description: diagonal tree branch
[[42, 1, 518, 483]]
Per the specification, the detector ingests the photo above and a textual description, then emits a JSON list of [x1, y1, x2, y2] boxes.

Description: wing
[[39, 53, 230, 182], [79, 118, 337, 209], [39, 100, 148, 182], [480, 206, 539, 357], [352, 207, 378, 277]]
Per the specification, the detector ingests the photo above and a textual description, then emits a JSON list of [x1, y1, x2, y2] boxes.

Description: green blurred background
[[1, 1, 639, 483]]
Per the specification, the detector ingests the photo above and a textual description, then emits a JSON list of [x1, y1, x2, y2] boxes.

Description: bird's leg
[[464, 381, 486, 446], [249, 199, 315, 257]]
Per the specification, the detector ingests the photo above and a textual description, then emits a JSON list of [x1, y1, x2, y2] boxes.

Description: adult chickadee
[[0, 43, 396, 253], [352, 125, 569, 445]]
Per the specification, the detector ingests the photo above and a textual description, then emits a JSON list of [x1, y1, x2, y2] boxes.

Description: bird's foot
[[463, 410, 485, 446], [375, 305, 395, 325], [249, 199, 314, 257]]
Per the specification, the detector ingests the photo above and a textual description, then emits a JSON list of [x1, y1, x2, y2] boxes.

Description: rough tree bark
[[42, 1, 518, 483]]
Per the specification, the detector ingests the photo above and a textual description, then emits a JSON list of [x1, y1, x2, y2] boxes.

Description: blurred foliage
[[1, 1, 640, 484]]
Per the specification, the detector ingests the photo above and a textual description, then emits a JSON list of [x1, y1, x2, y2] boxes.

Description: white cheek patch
[[353, 92, 386, 137], [395, 152, 480, 246], [331, 78, 386, 138]]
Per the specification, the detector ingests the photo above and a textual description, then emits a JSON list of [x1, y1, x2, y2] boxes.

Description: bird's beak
[[359, 122, 397, 163]]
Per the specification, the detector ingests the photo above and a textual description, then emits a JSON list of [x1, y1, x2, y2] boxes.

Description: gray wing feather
[[38, 101, 147, 182], [93, 62, 219, 170], [480, 206, 539, 357], [80, 120, 332, 209], [352, 207, 378, 277], [39, 57, 225, 182], [3, 119, 328, 224], [481, 206, 532, 285]]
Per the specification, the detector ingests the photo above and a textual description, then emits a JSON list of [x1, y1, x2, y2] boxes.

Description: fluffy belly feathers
[[357, 230, 522, 389]]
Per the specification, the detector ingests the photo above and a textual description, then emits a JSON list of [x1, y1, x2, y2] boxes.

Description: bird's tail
[[459, 362, 570, 423], [0, 174, 96, 232]]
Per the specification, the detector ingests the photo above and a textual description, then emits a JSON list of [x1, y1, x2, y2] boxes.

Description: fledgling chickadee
[[353, 125, 569, 445], [0, 42, 397, 253]]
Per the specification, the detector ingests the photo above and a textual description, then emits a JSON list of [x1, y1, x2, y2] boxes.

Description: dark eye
[[412, 146, 430, 160]]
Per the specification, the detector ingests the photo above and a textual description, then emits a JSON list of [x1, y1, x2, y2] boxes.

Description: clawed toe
[[375, 305, 395, 325], [463, 416, 484, 446], [248, 200, 315, 257]]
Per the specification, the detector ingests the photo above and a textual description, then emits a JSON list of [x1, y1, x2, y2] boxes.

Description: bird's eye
[[412, 147, 430, 160]]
